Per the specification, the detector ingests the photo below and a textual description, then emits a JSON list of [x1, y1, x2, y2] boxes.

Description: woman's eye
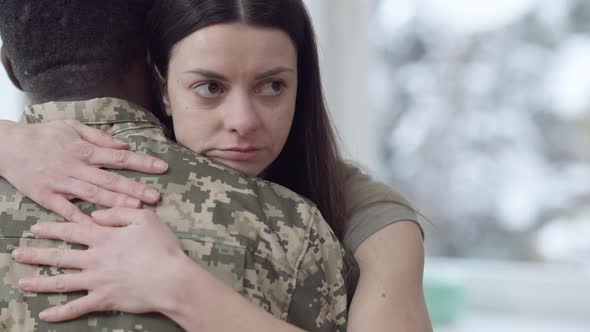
[[257, 81, 285, 96], [194, 82, 224, 97]]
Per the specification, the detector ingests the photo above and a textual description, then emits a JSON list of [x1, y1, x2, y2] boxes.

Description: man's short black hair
[[0, 0, 153, 101]]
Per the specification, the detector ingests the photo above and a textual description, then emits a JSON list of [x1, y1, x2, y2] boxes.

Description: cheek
[[170, 115, 208, 153], [166, 79, 218, 153], [167, 100, 213, 154]]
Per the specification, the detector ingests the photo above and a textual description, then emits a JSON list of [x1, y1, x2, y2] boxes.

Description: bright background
[[2, 1, 590, 330], [308, 1, 590, 331], [0, 39, 22, 121]]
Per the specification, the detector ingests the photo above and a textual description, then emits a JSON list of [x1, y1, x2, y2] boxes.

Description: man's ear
[[1, 46, 22, 90]]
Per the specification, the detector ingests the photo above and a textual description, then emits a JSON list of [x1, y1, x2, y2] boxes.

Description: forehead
[[170, 22, 297, 69]]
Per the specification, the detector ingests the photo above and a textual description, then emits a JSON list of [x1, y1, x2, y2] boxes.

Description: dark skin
[[1, 46, 152, 109]]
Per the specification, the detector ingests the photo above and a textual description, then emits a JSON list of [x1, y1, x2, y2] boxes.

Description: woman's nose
[[224, 93, 262, 136]]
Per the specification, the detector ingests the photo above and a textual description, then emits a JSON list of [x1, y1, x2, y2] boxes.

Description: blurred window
[[372, 0, 590, 263]]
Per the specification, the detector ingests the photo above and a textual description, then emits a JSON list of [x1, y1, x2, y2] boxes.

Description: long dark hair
[[148, 0, 347, 239]]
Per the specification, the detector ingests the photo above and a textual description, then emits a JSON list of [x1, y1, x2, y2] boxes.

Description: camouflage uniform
[[0, 98, 355, 332]]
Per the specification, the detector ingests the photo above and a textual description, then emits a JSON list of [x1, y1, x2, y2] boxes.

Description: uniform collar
[[22, 97, 162, 125]]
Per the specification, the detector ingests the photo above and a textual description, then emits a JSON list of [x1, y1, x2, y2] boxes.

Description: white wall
[[304, 0, 378, 174], [0, 39, 24, 121]]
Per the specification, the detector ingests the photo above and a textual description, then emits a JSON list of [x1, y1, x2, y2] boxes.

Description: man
[[0, 1, 351, 331]]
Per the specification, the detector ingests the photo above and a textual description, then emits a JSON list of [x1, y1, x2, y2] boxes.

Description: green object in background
[[424, 280, 466, 326]]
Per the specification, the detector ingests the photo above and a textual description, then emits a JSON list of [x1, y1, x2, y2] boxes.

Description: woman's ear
[[162, 90, 172, 117], [1, 46, 22, 90], [154, 65, 172, 117]]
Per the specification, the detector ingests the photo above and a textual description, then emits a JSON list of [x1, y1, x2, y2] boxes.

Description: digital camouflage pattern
[[0, 98, 354, 332]]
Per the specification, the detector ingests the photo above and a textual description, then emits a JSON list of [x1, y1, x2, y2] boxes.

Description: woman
[[1, 0, 431, 330]]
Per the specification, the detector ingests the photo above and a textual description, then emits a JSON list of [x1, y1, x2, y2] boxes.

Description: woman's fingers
[[36, 195, 95, 225], [31, 222, 96, 246], [38, 293, 102, 322], [12, 247, 88, 270], [14, 207, 184, 319], [74, 143, 168, 174], [2, 120, 166, 224], [70, 167, 160, 205], [52, 175, 143, 209], [91, 208, 145, 227], [63, 119, 129, 149], [18, 273, 89, 294]]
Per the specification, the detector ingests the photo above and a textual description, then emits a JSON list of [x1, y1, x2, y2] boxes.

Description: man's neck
[[29, 85, 151, 110], [29, 59, 152, 110]]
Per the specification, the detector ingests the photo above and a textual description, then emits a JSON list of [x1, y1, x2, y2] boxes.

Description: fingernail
[[153, 160, 168, 172], [18, 278, 31, 289], [11, 248, 23, 260], [114, 138, 128, 145], [144, 189, 160, 202], [126, 198, 141, 208], [91, 210, 107, 218], [31, 224, 41, 234], [39, 309, 50, 320]]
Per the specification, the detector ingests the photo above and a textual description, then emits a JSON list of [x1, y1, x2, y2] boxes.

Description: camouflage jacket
[[0, 98, 353, 332]]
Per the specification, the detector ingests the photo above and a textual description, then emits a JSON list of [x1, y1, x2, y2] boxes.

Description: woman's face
[[165, 22, 298, 176]]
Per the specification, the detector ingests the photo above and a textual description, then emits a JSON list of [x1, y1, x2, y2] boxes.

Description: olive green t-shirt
[[341, 163, 423, 253]]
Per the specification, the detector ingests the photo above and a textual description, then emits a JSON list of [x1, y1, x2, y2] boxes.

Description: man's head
[[0, 0, 153, 104]]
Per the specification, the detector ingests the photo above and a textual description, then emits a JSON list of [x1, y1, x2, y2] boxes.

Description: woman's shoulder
[[340, 161, 413, 209], [339, 160, 423, 253]]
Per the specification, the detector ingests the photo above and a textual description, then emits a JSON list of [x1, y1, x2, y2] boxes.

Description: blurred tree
[[373, 0, 590, 260]]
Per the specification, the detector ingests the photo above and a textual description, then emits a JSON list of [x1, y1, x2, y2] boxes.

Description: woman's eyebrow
[[255, 67, 295, 80], [183, 67, 294, 80], [184, 69, 228, 81]]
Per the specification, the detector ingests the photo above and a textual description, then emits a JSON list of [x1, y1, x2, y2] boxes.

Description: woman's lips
[[210, 148, 262, 161]]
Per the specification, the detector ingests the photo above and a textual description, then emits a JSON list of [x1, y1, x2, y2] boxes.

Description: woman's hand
[[0, 120, 168, 224], [12, 208, 188, 321], [12, 208, 306, 331]]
